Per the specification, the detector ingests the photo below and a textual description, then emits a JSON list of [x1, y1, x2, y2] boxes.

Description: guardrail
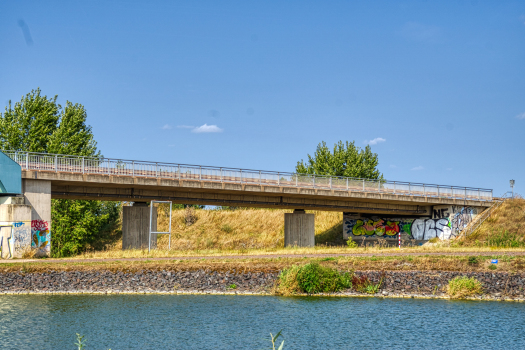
[[3, 150, 493, 201]]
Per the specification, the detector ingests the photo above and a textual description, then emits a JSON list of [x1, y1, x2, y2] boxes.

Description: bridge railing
[[3, 150, 493, 201]]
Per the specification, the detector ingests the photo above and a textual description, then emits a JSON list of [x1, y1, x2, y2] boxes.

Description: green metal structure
[[0, 150, 22, 195]]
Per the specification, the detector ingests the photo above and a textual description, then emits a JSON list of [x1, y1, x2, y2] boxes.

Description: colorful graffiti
[[31, 219, 50, 253], [344, 216, 415, 238], [343, 205, 484, 241]]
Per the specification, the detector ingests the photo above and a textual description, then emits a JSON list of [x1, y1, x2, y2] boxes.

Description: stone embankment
[[1, 270, 524, 301]]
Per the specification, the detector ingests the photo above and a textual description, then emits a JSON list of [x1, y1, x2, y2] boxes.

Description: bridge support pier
[[284, 209, 315, 247], [122, 202, 157, 250], [22, 179, 52, 257]]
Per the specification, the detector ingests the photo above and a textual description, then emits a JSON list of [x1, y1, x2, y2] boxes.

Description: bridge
[[0, 150, 493, 257]]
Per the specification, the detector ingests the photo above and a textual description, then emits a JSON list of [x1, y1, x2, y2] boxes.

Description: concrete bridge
[[0, 151, 493, 257]]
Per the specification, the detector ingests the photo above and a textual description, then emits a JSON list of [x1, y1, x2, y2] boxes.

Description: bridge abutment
[[122, 202, 157, 250], [0, 197, 32, 258], [22, 179, 51, 256], [284, 209, 315, 247]]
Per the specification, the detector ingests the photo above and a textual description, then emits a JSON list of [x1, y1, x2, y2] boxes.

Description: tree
[[295, 140, 383, 179], [0, 88, 120, 257]]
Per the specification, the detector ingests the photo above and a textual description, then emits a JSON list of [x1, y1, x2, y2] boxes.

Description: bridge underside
[[23, 170, 492, 216]]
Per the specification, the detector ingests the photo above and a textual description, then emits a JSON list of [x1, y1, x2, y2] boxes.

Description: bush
[[276, 262, 352, 295], [352, 274, 383, 294], [468, 256, 479, 265], [447, 276, 483, 299], [346, 238, 358, 248]]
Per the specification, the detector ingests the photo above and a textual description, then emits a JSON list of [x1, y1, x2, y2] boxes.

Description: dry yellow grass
[[463, 198, 525, 247], [154, 208, 343, 250], [68, 203, 525, 260]]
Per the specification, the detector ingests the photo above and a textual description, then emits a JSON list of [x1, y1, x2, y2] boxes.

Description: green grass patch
[[447, 276, 483, 299], [275, 262, 352, 295]]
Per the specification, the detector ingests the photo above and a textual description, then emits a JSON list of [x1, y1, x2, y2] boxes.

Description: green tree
[[296, 140, 383, 179], [0, 88, 120, 257]]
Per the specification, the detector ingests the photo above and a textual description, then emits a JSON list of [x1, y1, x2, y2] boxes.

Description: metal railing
[[3, 150, 493, 201]]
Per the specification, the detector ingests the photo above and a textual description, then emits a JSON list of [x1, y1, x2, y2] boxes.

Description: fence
[[3, 150, 493, 201]]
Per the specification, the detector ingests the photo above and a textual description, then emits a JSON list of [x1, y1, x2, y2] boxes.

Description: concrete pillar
[[122, 202, 157, 250], [22, 179, 51, 257], [284, 209, 315, 247], [0, 197, 32, 259]]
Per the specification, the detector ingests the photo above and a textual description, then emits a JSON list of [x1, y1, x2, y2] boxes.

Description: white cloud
[[177, 125, 195, 129], [389, 164, 398, 169], [446, 168, 453, 171], [411, 166, 424, 171], [516, 112, 525, 120], [192, 124, 223, 133], [366, 137, 386, 145], [161, 124, 172, 130]]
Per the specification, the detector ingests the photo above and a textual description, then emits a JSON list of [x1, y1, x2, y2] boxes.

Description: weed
[[75, 334, 86, 350], [352, 274, 383, 294], [320, 257, 336, 261], [221, 224, 233, 233], [270, 330, 285, 350], [447, 276, 483, 299], [428, 237, 440, 244], [275, 263, 352, 295], [468, 256, 479, 265], [227, 284, 237, 289], [346, 238, 358, 248], [489, 264, 497, 270]]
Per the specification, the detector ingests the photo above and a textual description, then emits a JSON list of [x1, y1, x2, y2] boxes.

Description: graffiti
[[343, 206, 483, 241], [31, 220, 50, 252], [344, 216, 414, 238], [12, 223, 31, 257], [0, 226, 12, 259], [411, 219, 451, 240], [451, 206, 478, 235]]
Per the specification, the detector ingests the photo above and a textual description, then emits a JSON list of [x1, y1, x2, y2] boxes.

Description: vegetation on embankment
[[460, 198, 525, 248], [111, 207, 344, 251], [3, 254, 525, 274]]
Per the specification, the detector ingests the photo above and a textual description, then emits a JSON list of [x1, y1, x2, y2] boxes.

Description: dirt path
[[2, 250, 524, 264]]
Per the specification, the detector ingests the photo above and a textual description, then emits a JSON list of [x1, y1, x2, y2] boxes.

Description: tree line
[[0, 88, 382, 257]]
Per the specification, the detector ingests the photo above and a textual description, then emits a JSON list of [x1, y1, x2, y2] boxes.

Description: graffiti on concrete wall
[[410, 218, 452, 240], [344, 205, 483, 241], [451, 206, 478, 235], [31, 220, 50, 253], [344, 217, 415, 238], [0, 226, 12, 259], [13, 222, 31, 257]]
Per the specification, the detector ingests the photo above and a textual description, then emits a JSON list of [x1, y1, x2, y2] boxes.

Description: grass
[[275, 262, 352, 295], [447, 276, 483, 299], [463, 198, 525, 248], [3, 254, 525, 274]]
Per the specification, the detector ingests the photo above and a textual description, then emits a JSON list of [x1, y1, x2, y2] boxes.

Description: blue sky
[[1, 0, 524, 196]]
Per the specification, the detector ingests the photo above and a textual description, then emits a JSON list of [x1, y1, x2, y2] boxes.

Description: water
[[1, 295, 524, 349]]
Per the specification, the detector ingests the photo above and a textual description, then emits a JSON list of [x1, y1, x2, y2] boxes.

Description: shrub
[[346, 238, 358, 248], [276, 263, 352, 295], [221, 224, 233, 233], [468, 256, 479, 265], [447, 276, 483, 299], [488, 264, 497, 270], [352, 274, 383, 294]]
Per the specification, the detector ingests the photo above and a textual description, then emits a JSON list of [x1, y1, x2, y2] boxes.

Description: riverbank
[[1, 269, 524, 302]]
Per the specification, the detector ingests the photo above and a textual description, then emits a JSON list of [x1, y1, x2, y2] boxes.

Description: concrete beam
[[284, 210, 315, 247], [122, 204, 157, 250], [22, 179, 51, 256]]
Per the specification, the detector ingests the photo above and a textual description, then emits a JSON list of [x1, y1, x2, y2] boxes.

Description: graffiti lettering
[[345, 217, 413, 238], [31, 220, 50, 252], [411, 219, 451, 240], [13, 222, 24, 228]]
